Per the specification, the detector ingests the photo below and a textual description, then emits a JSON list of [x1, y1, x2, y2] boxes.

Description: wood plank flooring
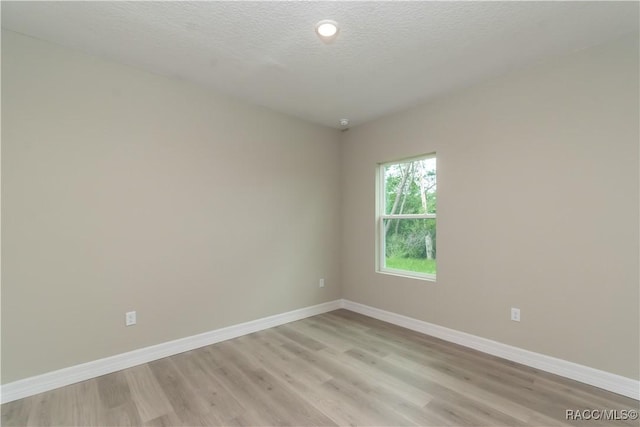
[[2, 309, 639, 426]]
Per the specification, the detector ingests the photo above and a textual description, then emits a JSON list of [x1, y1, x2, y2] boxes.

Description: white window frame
[[376, 153, 437, 282]]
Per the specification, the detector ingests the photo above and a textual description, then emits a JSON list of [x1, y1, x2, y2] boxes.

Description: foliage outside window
[[378, 155, 436, 280]]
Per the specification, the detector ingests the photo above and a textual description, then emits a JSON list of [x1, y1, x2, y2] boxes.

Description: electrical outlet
[[125, 311, 137, 326], [319, 278, 325, 288], [511, 307, 521, 322]]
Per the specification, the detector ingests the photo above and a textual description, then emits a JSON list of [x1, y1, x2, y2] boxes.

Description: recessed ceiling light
[[315, 20, 339, 41], [340, 118, 349, 126]]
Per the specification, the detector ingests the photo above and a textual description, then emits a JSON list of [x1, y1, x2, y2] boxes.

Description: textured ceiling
[[2, 1, 638, 129]]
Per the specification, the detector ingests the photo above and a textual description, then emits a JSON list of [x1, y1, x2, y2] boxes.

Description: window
[[377, 154, 437, 280]]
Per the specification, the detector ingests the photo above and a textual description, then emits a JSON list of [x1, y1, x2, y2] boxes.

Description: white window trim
[[376, 154, 437, 282]]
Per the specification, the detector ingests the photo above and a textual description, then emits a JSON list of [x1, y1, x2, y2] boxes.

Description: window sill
[[377, 268, 437, 283]]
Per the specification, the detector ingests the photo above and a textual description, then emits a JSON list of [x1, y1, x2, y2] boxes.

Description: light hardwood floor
[[2, 309, 639, 426]]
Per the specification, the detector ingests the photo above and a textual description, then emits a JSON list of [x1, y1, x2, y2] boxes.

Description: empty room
[[1, 1, 639, 426]]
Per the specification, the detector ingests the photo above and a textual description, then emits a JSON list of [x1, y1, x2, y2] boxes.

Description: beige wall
[[1, 31, 342, 383], [341, 35, 639, 380], [2, 28, 638, 386]]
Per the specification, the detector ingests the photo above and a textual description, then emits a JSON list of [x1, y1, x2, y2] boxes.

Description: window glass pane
[[384, 158, 436, 215], [383, 218, 436, 275]]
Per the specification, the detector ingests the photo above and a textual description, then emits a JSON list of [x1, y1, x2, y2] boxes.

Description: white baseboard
[[0, 299, 342, 404], [340, 299, 640, 400], [3, 298, 637, 404]]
